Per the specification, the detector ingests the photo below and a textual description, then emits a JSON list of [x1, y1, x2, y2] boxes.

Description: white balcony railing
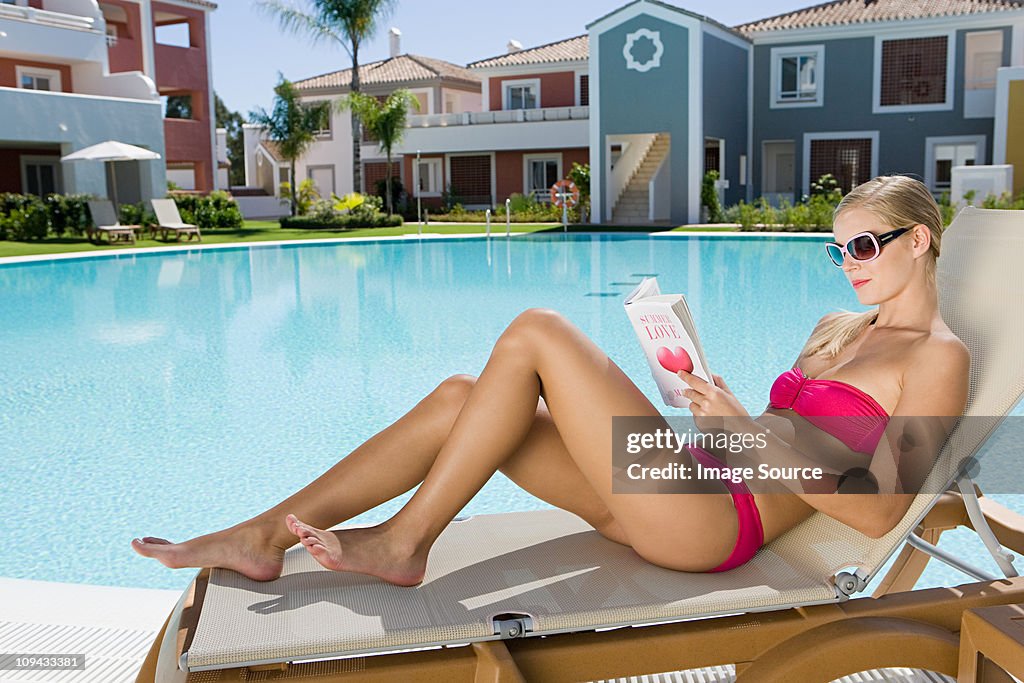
[[0, 3, 96, 31], [407, 105, 589, 129]]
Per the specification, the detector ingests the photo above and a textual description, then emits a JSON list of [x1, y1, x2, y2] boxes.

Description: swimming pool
[[0, 234, 1018, 592]]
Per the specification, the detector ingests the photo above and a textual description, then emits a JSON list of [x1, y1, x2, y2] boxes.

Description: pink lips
[[852, 279, 870, 289]]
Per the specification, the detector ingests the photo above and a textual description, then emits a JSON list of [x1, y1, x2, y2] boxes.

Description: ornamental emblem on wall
[[623, 28, 664, 73]]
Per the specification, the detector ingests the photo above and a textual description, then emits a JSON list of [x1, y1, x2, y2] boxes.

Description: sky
[[210, 0, 811, 118]]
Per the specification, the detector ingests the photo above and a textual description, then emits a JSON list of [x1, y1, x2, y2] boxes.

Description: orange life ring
[[550, 179, 580, 208]]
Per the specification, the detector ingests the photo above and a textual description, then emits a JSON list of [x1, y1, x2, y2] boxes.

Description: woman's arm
[[688, 337, 969, 539]]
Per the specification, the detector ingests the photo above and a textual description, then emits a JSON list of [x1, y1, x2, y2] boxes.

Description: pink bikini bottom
[[685, 444, 765, 572]]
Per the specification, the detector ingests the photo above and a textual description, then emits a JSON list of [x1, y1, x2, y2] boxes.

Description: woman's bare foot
[[286, 514, 427, 587], [130, 523, 287, 582]]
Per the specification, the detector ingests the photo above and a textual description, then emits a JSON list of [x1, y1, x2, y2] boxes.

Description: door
[[762, 141, 795, 206]]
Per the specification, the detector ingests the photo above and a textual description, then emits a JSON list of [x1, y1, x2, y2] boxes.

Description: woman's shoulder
[[914, 323, 970, 364], [902, 325, 971, 388]]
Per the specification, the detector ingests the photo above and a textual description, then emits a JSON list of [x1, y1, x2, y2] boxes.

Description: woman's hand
[[678, 370, 750, 425]]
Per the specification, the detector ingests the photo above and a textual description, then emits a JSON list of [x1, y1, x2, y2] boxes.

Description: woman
[[132, 175, 969, 585]]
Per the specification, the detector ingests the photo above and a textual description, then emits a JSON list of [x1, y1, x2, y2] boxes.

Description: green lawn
[[0, 220, 750, 259]]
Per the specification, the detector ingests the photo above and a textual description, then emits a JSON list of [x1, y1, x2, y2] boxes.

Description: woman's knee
[[499, 308, 571, 353], [433, 374, 477, 409]]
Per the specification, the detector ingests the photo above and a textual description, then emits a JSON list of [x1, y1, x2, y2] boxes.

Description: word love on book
[[637, 313, 683, 341]]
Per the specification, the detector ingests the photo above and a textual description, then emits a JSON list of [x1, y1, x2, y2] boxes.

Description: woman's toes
[[141, 537, 171, 545]]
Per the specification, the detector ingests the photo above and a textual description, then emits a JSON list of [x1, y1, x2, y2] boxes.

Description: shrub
[[169, 190, 243, 229], [45, 193, 92, 237], [117, 202, 157, 229], [568, 162, 591, 222], [701, 170, 724, 223], [810, 173, 843, 202], [5, 197, 49, 240], [279, 179, 320, 216], [507, 192, 536, 213], [440, 184, 463, 212], [373, 176, 404, 213]]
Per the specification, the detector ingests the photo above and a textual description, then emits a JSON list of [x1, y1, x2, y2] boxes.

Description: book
[[623, 277, 712, 408]]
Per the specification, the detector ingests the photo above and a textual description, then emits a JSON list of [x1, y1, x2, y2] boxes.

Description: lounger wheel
[[736, 616, 958, 682]]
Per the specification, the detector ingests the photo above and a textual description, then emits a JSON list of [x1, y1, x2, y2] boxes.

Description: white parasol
[[61, 140, 162, 208]]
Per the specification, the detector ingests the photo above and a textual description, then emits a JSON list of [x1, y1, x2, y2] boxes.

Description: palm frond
[[255, 0, 349, 56]]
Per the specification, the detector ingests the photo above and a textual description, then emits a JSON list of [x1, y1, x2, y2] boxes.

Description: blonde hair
[[800, 175, 944, 360]]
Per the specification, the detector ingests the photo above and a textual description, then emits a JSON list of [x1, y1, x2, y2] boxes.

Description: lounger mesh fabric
[[770, 208, 1024, 581], [182, 208, 1024, 672]]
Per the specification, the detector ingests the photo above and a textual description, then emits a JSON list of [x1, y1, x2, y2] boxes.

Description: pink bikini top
[[769, 366, 890, 455]]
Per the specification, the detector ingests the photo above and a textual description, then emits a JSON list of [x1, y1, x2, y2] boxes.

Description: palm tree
[[342, 89, 419, 215], [249, 75, 332, 216], [257, 0, 398, 195]]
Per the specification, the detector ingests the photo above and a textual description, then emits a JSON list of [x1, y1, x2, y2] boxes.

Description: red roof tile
[[468, 34, 589, 69], [737, 0, 1024, 34], [294, 54, 479, 92]]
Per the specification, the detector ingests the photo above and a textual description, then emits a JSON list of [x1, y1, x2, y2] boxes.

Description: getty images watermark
[[610, 414, 1021, 495], [622, 426, 827, 484]]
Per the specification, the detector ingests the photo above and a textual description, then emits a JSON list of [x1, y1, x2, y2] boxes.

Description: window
[[162, 94, 193, 119], [965, 31, 1003, 91], [166, 163, 196, 191], [413, 158, 441, 197], [875, 34, 953, 111], [502, 79, 539, 110], [21, 157, 62, 196], [704, 138, 722, 174], [16, 67, 61, 92], [805, 134, 877, 195], [155, 20, 191, 48], [770, 45, 824, 107], [579, 74, 589, 106], [524, 154, 561, 201], [106, 23, 118, 47], [310, 102, 331, 139], [925, 136, 985, 191], [449, 155, 492, 205]]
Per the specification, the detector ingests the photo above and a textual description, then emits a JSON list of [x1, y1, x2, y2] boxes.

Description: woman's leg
[[289, 309, 738, 585], [132, 373, 629, 580]]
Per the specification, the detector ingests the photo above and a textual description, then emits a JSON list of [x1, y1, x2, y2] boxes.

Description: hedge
[[0, 191, 243, 240], [280, 213, 403, 229]]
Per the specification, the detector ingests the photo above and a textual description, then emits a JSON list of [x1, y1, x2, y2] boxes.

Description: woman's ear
[[912, 223, 931, 255]]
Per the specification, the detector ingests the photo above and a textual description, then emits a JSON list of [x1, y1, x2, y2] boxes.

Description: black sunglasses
[[825, 225, 916, 267]]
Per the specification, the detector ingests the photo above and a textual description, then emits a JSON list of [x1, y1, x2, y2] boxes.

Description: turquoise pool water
[[0, 234, 1019, 592]]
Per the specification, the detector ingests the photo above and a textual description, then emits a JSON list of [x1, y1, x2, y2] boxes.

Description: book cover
[[623, 277, 712, 408]]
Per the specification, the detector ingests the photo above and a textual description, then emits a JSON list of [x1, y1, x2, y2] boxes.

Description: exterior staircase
[[611, 133, 670, 224]]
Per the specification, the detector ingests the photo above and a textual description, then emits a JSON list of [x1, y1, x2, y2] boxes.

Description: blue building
[[586, 0, 1023, 224]]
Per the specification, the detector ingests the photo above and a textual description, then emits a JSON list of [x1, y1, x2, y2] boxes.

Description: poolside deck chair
[[150, 199, 201, 242], [86, 200, 137, 245], [137, 208, 1024, 683]]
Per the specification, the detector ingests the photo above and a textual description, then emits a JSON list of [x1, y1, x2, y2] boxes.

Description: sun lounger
[[86, 200, 137, 245], [136, 208, 1024, 683], [150, 198, 201, 242]]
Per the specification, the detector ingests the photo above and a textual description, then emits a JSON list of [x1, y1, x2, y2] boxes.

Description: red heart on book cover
[[657, 346, 693, 374]]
